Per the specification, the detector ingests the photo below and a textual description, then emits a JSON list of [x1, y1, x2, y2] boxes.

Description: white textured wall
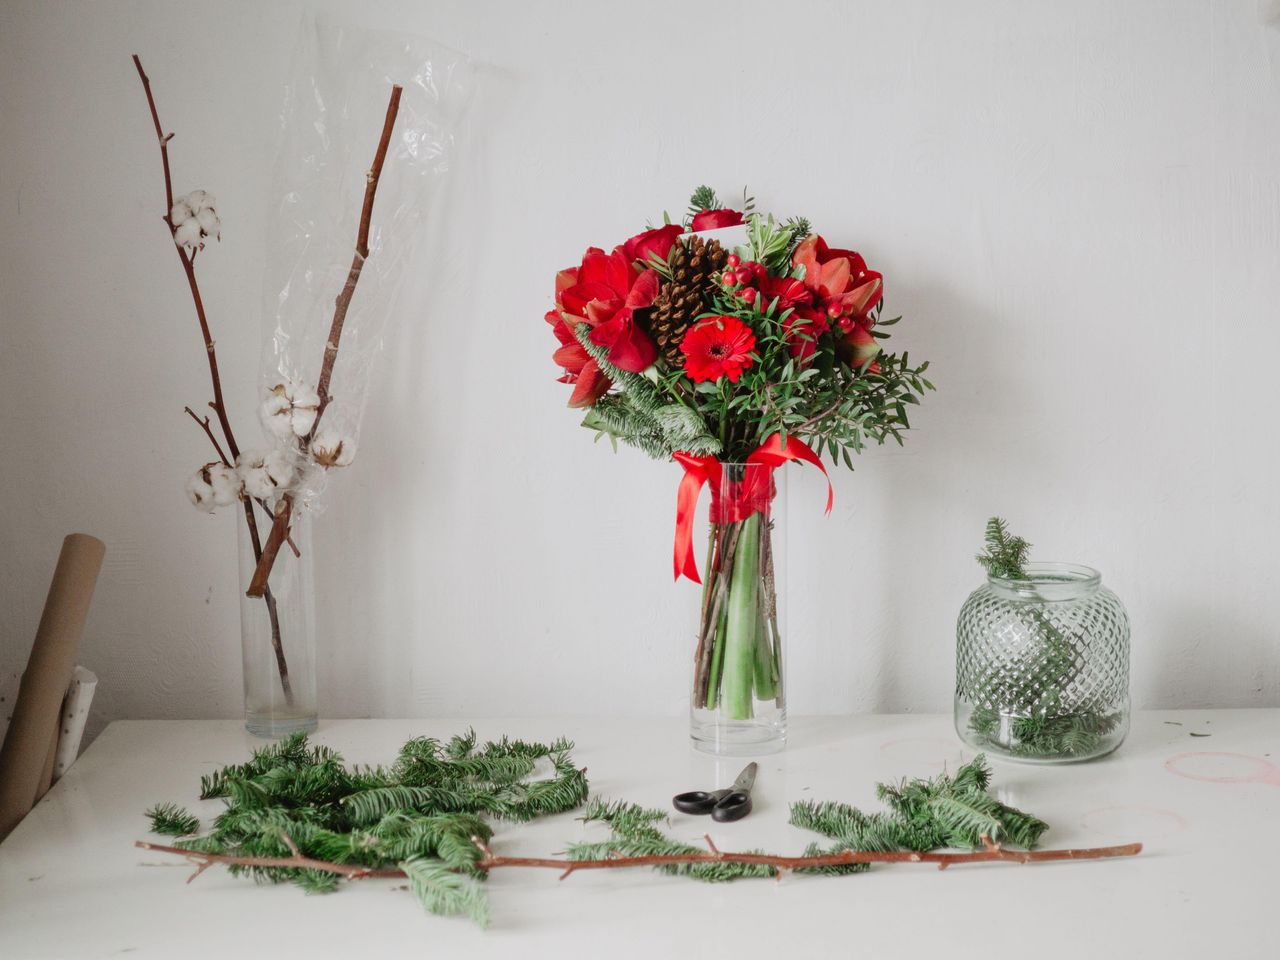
[[2, 0, 1279, 739]]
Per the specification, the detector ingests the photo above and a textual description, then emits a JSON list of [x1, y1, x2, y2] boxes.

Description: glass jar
[[689, 462, 786, 755], [237, 508, 317, 738], [955, 563, 1129, 763]]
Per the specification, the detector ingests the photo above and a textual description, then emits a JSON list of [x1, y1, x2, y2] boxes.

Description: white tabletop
[[1, 712, 1277, 959]]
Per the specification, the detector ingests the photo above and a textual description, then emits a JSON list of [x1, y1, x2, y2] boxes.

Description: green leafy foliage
[[149, 731, 586, 925]]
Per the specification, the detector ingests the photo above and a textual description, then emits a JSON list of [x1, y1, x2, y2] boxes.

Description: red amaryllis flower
[[681, 316, 757, 383], [588, 267, 661, 372], [690, 208, 745, 231], [757, 274, 811, 312], [622, 224, 684, 265], [546, 266, 611, 408], [792, 235, 883, 323], [558, 246, 661, 373], [838, 324, 881, 370]]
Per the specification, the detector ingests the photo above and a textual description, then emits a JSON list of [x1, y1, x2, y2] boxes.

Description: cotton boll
[[207, 462, 243, 506], [170, 190, 221, 250], [287, 382, 320, 437], [260, 380, 320, 440], [237, 449, 296, 499], [259, 392, 294, 440], [311, 430, 355, 468], [263, 450, 295, 487], [185, 460, 241, 512], [173, 219, 203, 249], [185, 469, 217, 512]]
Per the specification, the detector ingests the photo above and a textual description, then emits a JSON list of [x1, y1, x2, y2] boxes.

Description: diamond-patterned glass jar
[[955, 563, 1129, 763]]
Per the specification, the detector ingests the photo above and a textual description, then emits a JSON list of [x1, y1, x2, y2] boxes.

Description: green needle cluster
[[146, 731, 587, 925], [573, 754, 1047, 881]]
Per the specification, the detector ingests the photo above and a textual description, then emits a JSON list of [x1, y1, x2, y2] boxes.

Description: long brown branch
[[134, 54, 292, 699], [136, 834, 1141, 887], [246, 83, 403, 599]]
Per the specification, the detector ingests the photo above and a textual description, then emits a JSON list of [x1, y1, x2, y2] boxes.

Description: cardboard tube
[[0, 534, 105, 840]]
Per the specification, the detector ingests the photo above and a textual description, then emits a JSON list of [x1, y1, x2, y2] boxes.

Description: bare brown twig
[[246, 83, 404, 598], [136, 834, 1141, 887]]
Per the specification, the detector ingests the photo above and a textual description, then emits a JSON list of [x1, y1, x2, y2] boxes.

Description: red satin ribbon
[[672, 434, 833, 583]]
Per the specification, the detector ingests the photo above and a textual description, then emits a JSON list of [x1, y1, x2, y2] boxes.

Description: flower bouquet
[[545, 187, 933, 753]]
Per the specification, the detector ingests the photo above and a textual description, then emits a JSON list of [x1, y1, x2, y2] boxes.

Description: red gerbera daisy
[[680, 316, 756, 383]]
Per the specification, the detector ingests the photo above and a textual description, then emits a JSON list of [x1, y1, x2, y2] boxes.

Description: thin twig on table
[[136, 834, 1142, 886]]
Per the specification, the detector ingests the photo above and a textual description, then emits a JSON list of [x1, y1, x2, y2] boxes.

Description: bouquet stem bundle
[[694, 502, 780, 718]]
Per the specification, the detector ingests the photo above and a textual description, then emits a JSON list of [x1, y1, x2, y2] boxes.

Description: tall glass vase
[[236, 509, 317, 737], [689, 463, 786, 755]]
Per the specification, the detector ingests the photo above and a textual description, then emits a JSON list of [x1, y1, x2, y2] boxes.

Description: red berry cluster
[[718, 253, 766, 306], [829, 302, 858, 334]]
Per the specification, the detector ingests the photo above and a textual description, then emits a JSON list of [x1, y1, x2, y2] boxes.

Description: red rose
[[690, 208, 745, 231], [622, 224, 684, 265]]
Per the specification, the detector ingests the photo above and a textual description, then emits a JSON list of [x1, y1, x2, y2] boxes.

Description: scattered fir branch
[[966, 519, 1121, 759], [145, 802, 200, 836], [143, 731, 586, 926], [139, 746, 1139, 927]]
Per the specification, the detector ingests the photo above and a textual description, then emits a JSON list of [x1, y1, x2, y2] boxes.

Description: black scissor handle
[[673, 789, 724, 815], [711, 791, 752, 822]]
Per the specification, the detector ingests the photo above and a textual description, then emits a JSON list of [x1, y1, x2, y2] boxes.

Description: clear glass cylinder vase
[[236, 508, 317, 737], [955, 562, 1129, 763], [689, 463, 786, 755]]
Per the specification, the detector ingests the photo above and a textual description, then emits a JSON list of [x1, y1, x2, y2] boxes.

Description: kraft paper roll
[[36, 730, 57, 800], [0, 533, 105, 841]]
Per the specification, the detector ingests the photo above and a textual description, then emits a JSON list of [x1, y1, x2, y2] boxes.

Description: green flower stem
[[752, 601, 776, 701], [722, 512, 761, 720], [707, 584, 729, 710]]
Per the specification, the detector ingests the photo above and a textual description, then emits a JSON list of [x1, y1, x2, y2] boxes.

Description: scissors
[[672, 762, 757, 822]]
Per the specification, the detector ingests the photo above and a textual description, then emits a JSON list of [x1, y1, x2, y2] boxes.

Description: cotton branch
[[245, 83, 404, 599], [137, 834, 1141, 886], [133, 54, 293, 700]]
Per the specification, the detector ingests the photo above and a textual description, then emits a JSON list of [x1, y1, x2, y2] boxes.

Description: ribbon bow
[[672, 434, 833, 583]]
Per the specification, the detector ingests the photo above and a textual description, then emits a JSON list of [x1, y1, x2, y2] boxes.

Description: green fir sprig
[[573, 755, 1047, 883], [147, 731, 587, 926], [143, 739, 1140, 927], [145, 802, 200, 836]]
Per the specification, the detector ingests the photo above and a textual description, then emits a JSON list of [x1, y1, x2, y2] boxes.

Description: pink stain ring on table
[[1165, 752, 1280, 787]]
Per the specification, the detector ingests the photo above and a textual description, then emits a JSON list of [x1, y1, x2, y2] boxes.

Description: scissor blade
[[732, 762, 757, 793]]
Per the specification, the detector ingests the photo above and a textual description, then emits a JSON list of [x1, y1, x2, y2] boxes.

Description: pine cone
[[648, 236, 728, 367]]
